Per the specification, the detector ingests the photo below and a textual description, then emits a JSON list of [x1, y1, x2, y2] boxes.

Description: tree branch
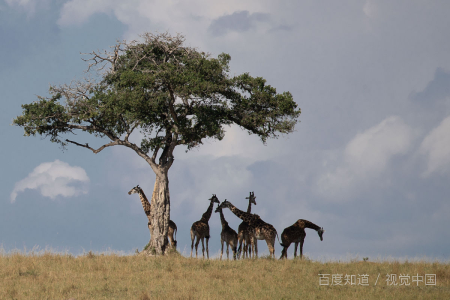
[[152, 145, 160, 162], [81, 43, 123, 74], [65, 139, 119, 154], [124, 121, 139, 142]]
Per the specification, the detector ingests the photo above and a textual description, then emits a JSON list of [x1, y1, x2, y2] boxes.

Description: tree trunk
[[146, 169, 171, 255]]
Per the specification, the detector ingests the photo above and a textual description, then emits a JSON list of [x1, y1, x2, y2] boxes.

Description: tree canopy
[[14, 32, 300, 170], [13, 32, 301, 254]]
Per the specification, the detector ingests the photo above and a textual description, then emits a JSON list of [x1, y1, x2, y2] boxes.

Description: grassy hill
[[1, 250, 449, 299]]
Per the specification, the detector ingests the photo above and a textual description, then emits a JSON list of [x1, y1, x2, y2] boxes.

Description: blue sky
[[1, 0, 450, 260]]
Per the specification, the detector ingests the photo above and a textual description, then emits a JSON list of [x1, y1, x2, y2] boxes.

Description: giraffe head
[[128, 185, 142, 195], [318, 227, 325, 241], [215, 203, 223, 213], [245, 191, 257, 205], [216, 200, 256, 223], [215, 199, 231, 212], [209, 194, 220, 204]]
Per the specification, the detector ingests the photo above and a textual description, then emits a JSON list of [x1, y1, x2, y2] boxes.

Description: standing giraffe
[[190, 194, 220, 259], [279, 219, 324, 259], [215, 203, 238, 260], [237, 191, 257, 259], [128, 185, 178, 248], [216, 199, 280, 258]]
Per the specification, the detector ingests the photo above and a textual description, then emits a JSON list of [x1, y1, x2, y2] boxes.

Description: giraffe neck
[[138, 191, 151, 217], [228, 203, 255, 224], [300, 219, 321, 231], [246, 199, 252, 213], [218, 209, 228, 228], [200, 201, 215, 223]]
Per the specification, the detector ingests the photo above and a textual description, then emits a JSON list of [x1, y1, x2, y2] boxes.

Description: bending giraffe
[[190, 194, 220, 259], [128, 185, 178, 248], [237, 191, 257, 259], [216, 202, 238, 260], [279, 219, 324, 259], [216, 199, 280, 258]]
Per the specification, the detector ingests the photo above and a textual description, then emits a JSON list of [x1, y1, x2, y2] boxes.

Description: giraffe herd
[[128, 186, 324, 260]]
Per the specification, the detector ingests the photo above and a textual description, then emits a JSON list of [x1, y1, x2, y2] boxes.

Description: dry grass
[[0, 250, 449, 300]]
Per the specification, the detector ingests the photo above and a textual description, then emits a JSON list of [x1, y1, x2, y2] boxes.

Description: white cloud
[[57, 0, 116, 26], [10, 159, 89, 203], [5, 0, 49, 16], [56, 0, 270, 48], [5, 0, 33, 8], [419, 115, 450, 177], [57, 0, 266, 26], [363, 0, 378, 19], [345, 116, 413, 173], [178, 124, 286, 162], [315, 116, 413, 200]]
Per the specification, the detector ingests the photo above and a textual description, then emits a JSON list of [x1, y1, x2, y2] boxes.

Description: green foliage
[[13, 32, 300, 159], [13, 94, 69, 144]]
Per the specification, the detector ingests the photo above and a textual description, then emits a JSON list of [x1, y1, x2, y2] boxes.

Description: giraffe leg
[[249, 236, 256, 258], [280, 246, 286, 259], [172, 227, 177, 248], [195, 237, 200, 258], [226, 243, 229, 260], [294, 242, 298, 259], [267, 243, 274, 258], [300, 238, 304, 259], [244, 234, 250, 258], [206, 237, 210, 259], [200, 238, 205, 259], [287, 242, 292, 259], [266, 238, 275, 259], [168, 231, 174, 248], [220, 238, 224, 260], [190, 229, 195, 258], [271, 236, 275, 259], [169, 230, 177, 249], [237, 232, 243, 259]]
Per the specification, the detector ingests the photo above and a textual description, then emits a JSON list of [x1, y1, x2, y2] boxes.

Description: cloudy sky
[[2, 0, 450, 260]]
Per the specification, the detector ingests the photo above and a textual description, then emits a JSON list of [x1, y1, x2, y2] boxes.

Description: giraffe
[[237, 191, 257, 259], [216, 199, 280, 259], [190, 194, 220, 259], [215, 203, 238, 260], [279, 219, 324, 259], [128, 185, 178, 248]]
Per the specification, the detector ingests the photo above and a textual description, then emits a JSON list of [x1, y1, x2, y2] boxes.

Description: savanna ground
[[0, 248, 449, 300]]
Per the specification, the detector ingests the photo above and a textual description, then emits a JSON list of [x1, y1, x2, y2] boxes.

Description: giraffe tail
[[277, 231, 288, 248]]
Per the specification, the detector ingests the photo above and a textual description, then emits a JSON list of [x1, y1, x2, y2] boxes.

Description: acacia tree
[[13, 32, 301, 255]]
